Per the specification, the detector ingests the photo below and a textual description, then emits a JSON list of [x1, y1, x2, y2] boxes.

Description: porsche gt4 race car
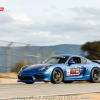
[[18, 54, 100, 84]]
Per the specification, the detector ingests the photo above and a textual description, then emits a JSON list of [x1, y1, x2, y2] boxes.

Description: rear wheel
[[51, 68, 63, 84], [89, 68, 100, 83], [25, 82, 34, 84], [63, 81, 73, 83]]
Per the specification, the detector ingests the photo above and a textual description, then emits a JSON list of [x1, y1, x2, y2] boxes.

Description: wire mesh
[[0, 40, 57, 77]]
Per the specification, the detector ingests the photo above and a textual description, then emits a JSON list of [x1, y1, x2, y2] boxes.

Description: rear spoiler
[[91, 60, 100, 64]]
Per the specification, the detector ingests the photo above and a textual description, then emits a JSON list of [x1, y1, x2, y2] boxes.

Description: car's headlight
[[40, 65, 50, 71]]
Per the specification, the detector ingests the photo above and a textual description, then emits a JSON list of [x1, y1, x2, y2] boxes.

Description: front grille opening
[[34, 74, 44, 79], [21, 77, 33, 80]]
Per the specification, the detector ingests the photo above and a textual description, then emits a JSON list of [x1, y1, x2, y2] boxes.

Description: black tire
[[89, 68, 100, 83], [25, 82, 34, 84], [51, 68, 63, 84], [63, 81, 73, 83]]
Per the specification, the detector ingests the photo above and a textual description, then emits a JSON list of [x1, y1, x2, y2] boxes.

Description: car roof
[[54, 54, 83, 58], [53, 54, 92, 63]]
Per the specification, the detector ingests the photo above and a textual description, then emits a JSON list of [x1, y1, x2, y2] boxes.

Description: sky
[[0, 0, 100, 46]]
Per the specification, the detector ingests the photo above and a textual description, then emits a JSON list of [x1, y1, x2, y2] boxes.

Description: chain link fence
[[0, 40, 57, 77]]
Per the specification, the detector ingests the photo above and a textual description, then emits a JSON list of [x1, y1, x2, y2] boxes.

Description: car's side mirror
[[69, 61, 75, 65]]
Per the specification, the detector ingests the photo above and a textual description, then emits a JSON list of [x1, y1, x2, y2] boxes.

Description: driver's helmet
[[70, 58, 73, 61]]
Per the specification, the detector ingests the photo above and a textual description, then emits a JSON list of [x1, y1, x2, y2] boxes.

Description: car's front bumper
[[17, 70, 52, 82]]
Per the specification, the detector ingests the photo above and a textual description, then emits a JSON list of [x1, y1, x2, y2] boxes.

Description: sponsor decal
[[53, 56, 66, 58], [66, 68, 70, 76], [0, 1, 4, 11], [71, 66, 80, 75], [67, 66, 81, 76], [0, 7, 4, 11]]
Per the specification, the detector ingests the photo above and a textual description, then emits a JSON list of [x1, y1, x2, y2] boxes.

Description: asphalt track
[[0, 83, 100, 99]]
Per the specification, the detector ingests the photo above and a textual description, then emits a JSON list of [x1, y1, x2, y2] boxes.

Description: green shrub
[[11, 60, 34, 73]]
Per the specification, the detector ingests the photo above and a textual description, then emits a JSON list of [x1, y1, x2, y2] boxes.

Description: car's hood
[[21, 64, 51, 73]]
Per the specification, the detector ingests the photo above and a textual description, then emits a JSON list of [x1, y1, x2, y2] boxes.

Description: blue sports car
[[18, 54, 100, 84]]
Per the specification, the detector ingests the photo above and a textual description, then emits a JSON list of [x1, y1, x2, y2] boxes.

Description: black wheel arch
[[89, 67, 100, 83], [90, 67, 100, 77], [90, 67, 100, 73], [51, 67, 64, 81]]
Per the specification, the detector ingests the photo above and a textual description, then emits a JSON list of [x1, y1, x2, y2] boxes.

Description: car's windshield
[[42, 56, 68, 64]]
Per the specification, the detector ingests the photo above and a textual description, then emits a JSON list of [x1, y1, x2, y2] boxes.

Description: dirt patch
[[0, 78, 20, 84], [0, 73, 17, 79]]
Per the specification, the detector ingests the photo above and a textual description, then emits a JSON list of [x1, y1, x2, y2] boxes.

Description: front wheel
[[25, 82, 34, 84], [51, 68, 63, 84], [89, 68, 100, 83]]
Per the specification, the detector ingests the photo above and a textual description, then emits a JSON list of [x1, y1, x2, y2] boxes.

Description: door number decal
[[67, 66, 81, 76], [66, 68, 70, 76]]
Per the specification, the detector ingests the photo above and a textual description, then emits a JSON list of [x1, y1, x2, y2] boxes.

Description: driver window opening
[[69, 57, 81, 64]]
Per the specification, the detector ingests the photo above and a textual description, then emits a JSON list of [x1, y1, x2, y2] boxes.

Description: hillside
[[46, 44, 82, 56]]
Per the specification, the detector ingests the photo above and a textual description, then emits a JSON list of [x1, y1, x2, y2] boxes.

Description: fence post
[[23, 44, 30, 65], [37, 52, 41, 64], [47, 50, 57, 59], [37, 47, 44, 64], [7, 42, 13, 78]]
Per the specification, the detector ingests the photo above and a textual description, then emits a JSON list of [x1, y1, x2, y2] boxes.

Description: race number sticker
[[71, 66, 81, 75], [66, 68, 70, 76]]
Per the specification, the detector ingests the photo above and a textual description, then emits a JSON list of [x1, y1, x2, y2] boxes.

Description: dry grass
[[0, 73, 17, 79]]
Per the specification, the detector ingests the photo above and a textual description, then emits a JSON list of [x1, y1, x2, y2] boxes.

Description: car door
[[65, 57, 86, 80]]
